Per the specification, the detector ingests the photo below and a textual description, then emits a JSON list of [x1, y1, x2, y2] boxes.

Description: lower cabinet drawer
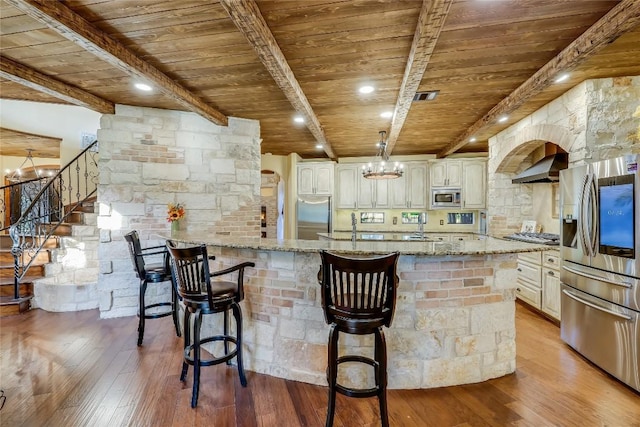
[[516, 279, 541, 309]]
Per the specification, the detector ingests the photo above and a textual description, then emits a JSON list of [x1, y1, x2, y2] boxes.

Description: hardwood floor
[[1, 304, 638, 426]]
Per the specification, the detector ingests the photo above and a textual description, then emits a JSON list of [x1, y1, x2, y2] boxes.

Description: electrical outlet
[[440, 219, 444, 225], [393, 217, 397, 225]]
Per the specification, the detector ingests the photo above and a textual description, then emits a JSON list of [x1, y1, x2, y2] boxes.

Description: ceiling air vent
[[413, 90, 439, 102]]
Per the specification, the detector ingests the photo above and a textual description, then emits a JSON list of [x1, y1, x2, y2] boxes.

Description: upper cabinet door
[[407, 163, 427, 209], [374, 178, 390, 208], [430, 162, 448, 187], [390, 173, 408, 208], [462, 160, 486, 209], [357, 177, 374, 208], [430, 161, 462, 187], [314, 164, 334, 195], [297, 165, 315, 195], [336, 164, 359, 209], [447, 161, 463, 187], [297, 163, 334, 196]]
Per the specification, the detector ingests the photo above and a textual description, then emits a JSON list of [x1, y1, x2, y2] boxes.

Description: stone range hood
[[511, 153, 568, 184]]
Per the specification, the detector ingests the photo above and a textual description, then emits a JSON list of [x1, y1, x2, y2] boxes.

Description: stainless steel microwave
[[431, 188, 461, 209]]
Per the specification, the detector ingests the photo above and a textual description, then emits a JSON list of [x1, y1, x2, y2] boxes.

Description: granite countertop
[[318, 232, 479, 241], [161, 231, 548, 256]]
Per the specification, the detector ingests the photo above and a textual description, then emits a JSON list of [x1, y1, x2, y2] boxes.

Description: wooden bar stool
[[167, 243, 254, 408], [318, 251, 400, 427], [124, 230, 180, 346]]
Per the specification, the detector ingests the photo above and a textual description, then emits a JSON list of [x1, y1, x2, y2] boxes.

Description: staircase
[[0, 199, 96, 316], [0, 140, 99, 317]]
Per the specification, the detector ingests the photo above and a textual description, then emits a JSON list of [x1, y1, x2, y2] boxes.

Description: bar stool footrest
[[139, 301, 173, 319], [331, 354, 381, 398], [184, 335, 238, 367]]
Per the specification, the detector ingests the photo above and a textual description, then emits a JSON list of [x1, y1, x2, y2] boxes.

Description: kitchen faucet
[[418, 213, 424, 236], [351, 212, 357, 242]]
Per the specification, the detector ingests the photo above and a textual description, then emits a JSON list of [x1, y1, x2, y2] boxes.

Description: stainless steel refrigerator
[[559, 154, 639, 392], [296, 196, 331, 240]]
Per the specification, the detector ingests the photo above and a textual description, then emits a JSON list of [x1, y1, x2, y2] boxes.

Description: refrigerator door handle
[[562, 289, 632, 321], [587, 173, 598, 255], [562, 265, 633, 288], [579, 173, 591, 256]]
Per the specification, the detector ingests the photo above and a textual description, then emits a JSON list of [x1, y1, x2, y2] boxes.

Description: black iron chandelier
[[361, 131, 403, 180]]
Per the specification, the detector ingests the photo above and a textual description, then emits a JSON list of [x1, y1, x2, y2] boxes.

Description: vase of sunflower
[[167, 203, 185, 235]]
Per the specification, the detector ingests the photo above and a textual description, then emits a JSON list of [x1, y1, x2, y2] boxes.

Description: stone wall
[[200, 248, 518, 389], [32, 209, 99, 312], [487, 76, 640, 236], [96, 105, 261, 318]]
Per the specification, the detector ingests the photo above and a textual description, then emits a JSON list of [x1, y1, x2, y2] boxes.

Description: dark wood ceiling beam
[[438, 0, 640, 158], [220, 0, 336, 159], [385, 0, 453, 154], [0, 55, 114, 114], [5, 0, 228, 126]]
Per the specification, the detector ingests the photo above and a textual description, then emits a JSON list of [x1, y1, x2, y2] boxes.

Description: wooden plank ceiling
[[1, 0, 639, 160], [0, 127, 60, 158]]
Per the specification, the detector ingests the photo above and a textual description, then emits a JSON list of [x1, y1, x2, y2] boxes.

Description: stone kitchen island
[[164, 231, 545, 390]]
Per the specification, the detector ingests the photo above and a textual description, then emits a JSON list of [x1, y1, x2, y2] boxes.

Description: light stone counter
[[163, 231, 546, 390]]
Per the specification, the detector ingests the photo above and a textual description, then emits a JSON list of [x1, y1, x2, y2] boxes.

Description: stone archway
[[487, 124, 574, 237], [261, 170, 281, 238], [491, 124, 573, 175]]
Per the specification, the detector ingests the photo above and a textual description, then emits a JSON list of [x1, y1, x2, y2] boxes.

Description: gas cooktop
[[504, 232, 560, 245]]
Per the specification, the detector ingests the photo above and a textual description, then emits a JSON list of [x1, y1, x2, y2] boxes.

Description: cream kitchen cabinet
[[462, 160, 486, 209], [515, 251, 542, 309], [541, 252, 561, 320], [358, 177, 390, 209], [430, 160, 462, 187], [335, 164, 359, 209], [516, 250, 561, 321], [297, 162, 334, 196], [390, 162, 428, 209]]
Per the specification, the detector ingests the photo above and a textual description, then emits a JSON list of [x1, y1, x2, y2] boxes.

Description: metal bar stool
[[167, 243, 254, 408], [124, 230, 180, 346], [318, 250, 400, 427]]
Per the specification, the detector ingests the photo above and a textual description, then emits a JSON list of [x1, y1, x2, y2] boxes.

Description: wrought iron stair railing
[[1, 140, 98, 300]]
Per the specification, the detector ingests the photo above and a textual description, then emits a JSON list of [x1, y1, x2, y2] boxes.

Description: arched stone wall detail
[[492, 124, 573, 175]]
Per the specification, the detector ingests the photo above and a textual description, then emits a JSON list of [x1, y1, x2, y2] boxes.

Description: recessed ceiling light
[[134, 83, 152, 92], [316, 144, 323, 149], [555, 73, 570, 83], [380, 111, 393, 119], [469, 137, 477, 142], [498, 116, 508, 123], [359, 85, 374, 94], [293, 115, 305, 123]]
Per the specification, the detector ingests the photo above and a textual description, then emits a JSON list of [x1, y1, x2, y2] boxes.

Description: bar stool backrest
[[319, 251, 400, 329], [167, 244, 213, 306], [124, 230, 146, 279]]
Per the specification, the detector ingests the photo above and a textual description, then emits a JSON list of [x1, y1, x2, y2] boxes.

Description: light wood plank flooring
[[1, 303, 638, 426]]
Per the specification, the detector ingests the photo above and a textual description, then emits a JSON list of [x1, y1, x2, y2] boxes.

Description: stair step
[[38, 223, 72, 236], [66, 211, 84, 224], [0, 250, 50, 264], [0, 235, 58, 250], [0, 280, 33, 297], [0, 295, 32, 317], [0, 264, 44, 279]]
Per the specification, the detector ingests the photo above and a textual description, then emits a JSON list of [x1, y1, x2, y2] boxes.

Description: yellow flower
[[167, 203, 185, 222]]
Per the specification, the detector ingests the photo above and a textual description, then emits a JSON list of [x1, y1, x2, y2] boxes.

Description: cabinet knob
[[547, 271, 555, 276], [517, 268, 522, 272], [516, 287, 521, 292], [547, 258, 555, 263]]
